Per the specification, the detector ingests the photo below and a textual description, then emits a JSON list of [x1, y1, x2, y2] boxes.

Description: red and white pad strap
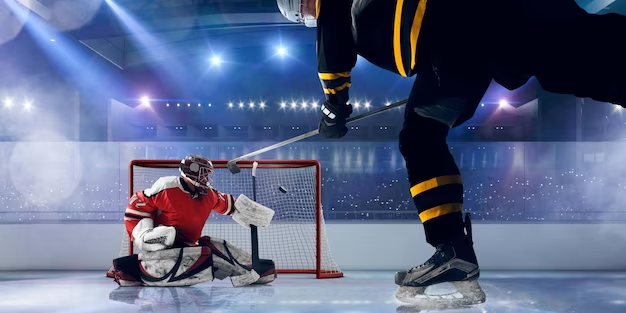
[[224, 194, 234, 215]]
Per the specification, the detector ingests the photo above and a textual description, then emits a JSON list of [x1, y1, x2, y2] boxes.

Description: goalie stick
[[250, 161, 260, 271], [227, 99, 408, 174]]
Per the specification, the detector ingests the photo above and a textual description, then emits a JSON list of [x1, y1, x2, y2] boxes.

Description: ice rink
[[2, 1, 626, 313], [1, 271, 625, 313]]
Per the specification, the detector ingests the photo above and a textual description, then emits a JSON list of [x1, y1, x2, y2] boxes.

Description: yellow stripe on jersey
[[419, 203, 463, 223], [319, 72, 351, 80], [316, 0, 320, 19], [393, 0, 407, 77], [410, 0, 427, 71], [410, 175, 463, 197], [323, 82, 351, 94]]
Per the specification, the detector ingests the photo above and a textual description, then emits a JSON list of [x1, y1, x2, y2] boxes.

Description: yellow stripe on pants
[[419, 203, 463, 223], [410, 175, 462, 197]]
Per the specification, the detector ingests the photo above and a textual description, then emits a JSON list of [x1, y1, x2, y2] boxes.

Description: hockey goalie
[[109, 155, 277, 287]]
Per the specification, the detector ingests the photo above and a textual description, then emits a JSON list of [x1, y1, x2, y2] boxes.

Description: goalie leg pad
[[115, 238, 272, 287], [232, 194, 275, 228], [138, 246, 214, 287], [198, 236, 275, 286]]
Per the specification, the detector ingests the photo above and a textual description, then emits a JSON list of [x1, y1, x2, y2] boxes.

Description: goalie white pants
[[112, 236, 276, 287]]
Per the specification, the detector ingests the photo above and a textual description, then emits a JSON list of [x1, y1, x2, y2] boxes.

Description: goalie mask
[[180, 155, 214, 194], [276, 0, 318, 28]]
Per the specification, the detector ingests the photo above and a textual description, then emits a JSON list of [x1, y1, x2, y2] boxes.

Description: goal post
[[110, 159, 343, 279]]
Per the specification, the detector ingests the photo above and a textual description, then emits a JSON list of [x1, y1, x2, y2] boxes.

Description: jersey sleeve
[[124, 189, 160, 238], [317, 0, 357, 106], [208, 189, 235, 216]]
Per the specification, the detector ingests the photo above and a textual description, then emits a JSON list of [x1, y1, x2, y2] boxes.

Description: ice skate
[[394, 213, 485, 306], [252, 259, 278, 285], [111, 255, 143, 287]]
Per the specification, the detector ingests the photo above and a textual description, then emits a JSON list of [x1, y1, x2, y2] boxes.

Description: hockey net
[[110, 159, 343, 279]]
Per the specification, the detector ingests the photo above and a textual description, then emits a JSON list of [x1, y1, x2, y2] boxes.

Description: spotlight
[[354, 101, 360, 109], [210, 56, 222, 66], [228, 102, 233, 108], [259, 102, 266, 108], [166, 103, 170, 107], [364, 101, 371, 109], [277, 46, 287, 56], [177, 103, 180, 107], [3, 98, 13, 108], [239, 102, 244, 108], [23, 101, 32, 111], [499, 99, 509, 108], [280, 102, 287, 109], [384, 102, 391, 107], [290, 101, 297, 109], [140, 96, 150, 107], [187, 103, 191, 107], [198, 103, 201, 107], [301, 101, 308, 109], [481, 103, 485, 107], [249, 102, 255, 108]]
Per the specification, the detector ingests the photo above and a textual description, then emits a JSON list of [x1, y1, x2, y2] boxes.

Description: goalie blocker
[[111, 194, 277, 287]]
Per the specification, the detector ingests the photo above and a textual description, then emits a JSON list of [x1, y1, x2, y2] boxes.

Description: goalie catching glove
[[232, 194, 275, 228], [131, 218, 176, 252]]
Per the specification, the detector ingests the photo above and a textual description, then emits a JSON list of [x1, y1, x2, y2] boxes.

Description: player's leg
[[394, 49, 491, 305], [527, 1, 626, 106]]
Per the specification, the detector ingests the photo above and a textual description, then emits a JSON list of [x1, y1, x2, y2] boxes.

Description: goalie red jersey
[[124, 176, 235, 245]]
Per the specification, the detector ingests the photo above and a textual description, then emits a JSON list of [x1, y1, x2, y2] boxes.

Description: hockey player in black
[[276, 0, 626, 306]]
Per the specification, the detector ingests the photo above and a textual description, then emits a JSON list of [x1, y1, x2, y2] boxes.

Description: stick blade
[[227, 160, 241, 174]]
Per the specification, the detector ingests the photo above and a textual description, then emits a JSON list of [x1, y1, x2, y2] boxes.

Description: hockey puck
[[278, 186, 288, 193]]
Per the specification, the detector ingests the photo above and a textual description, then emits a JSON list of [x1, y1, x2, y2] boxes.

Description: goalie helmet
[[276, 0, 318, 28], [180, 155, 214, 193]]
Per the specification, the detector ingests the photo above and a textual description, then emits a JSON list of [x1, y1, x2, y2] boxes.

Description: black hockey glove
[[318, 101, 353, 139]]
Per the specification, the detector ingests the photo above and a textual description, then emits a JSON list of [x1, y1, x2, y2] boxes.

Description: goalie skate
[[394, 213, 485, 306]]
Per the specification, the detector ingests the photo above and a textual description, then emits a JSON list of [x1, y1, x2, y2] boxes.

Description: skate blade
[[395, 280, 486, 307]]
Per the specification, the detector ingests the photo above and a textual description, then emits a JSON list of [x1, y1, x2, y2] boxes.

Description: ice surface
[[1, 271, 625, 313]]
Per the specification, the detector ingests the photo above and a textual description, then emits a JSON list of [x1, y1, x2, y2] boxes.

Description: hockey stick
[[250, 161, 261, 271], [227, 99, 408, 174]]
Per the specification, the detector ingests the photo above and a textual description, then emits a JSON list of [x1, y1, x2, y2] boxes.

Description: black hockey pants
[[399, 0, 626, 246]]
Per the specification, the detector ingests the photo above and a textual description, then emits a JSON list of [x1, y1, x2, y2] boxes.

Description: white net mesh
[[115, 160, 342, 278]]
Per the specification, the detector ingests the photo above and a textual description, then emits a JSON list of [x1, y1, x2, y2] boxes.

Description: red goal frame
[[127, 159, 343, 279]]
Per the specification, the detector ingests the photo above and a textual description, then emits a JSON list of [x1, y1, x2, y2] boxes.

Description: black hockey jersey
[[317, 0, 428, 106]]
